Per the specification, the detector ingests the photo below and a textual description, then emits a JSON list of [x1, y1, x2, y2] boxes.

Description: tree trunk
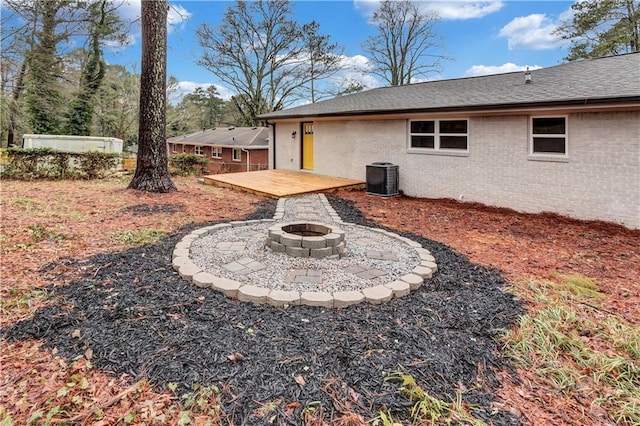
[[128, 0, 176, 192], [7, 61, 27, 147]]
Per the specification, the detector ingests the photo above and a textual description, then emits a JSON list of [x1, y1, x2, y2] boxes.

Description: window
[[211, 146, 222, 158], [531, 116, 567, 155], [171, 143, 177, 153], [232, 148, 242, 161], [409, 119, 468, 151], [194, 146, 203, 156]]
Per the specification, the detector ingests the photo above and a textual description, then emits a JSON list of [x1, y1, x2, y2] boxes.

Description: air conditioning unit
[[366, 162, 399, 196]]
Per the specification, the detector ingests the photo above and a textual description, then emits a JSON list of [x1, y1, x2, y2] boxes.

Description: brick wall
[[168, 143, 269, 174], [273, 110, 640, 228]]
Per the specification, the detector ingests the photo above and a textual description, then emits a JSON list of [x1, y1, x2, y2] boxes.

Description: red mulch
[[337, 192, 640, 324], [1, 177, 639, 425], [336, 191, 640, 426]]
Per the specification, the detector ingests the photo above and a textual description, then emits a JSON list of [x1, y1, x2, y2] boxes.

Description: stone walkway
[[172, 194, 438, 308]]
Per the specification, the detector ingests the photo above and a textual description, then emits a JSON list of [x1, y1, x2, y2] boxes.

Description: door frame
[[301, 122, 314, 170]]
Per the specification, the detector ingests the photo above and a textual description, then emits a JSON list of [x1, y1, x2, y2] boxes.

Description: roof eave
[[259, 96, 640, 121]]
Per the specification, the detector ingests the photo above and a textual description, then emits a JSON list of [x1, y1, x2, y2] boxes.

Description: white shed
[[22, 134, 123, 154]]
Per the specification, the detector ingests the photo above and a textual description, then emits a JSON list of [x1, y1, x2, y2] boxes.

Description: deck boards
[[202, 169, 365, 198]]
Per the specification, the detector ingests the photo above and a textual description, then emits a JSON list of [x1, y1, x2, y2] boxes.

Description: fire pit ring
[[265, 222, 346, 258]]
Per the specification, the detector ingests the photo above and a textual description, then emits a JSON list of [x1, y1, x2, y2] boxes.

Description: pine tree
[[556, 0, 639, 61], [128, 0, 176, 192]]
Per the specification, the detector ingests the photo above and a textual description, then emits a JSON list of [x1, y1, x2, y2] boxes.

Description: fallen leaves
[[1, 177, 265, 425], [227, 352, 245, 362], [2, 178, 639, 426]]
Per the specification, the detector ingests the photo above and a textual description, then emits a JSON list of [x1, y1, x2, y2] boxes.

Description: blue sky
[[106, 1, 574, 100]]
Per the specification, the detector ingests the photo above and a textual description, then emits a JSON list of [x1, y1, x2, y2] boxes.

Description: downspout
[[266, 120, 276, 169], [242, 148, 250, 172]]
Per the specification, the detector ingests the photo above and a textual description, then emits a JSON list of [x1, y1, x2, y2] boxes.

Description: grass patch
[[381, 368, 487, 425], [503, 274, 640, 425], [110, 229, 166, 246], [10, 196, 86, 220], [11, 197, 41, 209], [26, 224, 66, 243], [0, 288, 54, 321], [548, 272, 605, 299], [1, 287, 52, 309]]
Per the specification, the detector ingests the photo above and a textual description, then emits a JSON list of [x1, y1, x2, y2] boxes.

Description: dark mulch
[[120, 203, 186, 215], [2, 195, 524, 424]]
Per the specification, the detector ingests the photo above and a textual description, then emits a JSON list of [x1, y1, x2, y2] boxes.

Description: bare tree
[[128, 0, 176, 193], [0, 23, 28, 147], [197, 0, 302, 126], [63, 0, 127, 136], [197, 0, 345, 125], [1, 0, 128, 144], [300, 21, 345, 103], [362, 0, 446, 86]]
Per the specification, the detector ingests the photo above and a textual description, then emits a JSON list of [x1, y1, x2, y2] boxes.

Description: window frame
[[211, 146, 222, 159], [194, 145, 203, 156], [408, 118, 469, 154], [529, 115, 568, 158], [232, 148, 242, 162], [170, 143, 177, 153]]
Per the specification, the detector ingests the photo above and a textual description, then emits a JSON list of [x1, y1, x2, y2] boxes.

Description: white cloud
[[427, 0, 504, 20], [465, 63, 542, 77], [353, 0, 379, 18], [332, 54, 380, 90], [354, 0, 504, 20], [168, 4, 191, 33], [110, 1, 192, 46], [113, 0, 141, 24], [498, 13, 564, 50], [340, 54, 371, 71]]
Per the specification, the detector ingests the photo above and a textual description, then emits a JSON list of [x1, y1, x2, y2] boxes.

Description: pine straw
[[1, 176, 639, 425]]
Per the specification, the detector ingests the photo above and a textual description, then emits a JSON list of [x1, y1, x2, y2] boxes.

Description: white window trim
[[232, 148, 242, 162], [194, 146, 203, 156], [407, 119, 470, 155], [529, 115, 568, 160], [211, 146, 222, 159]]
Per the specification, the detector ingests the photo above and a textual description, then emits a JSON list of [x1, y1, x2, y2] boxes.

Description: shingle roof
[[259, 53, 640, 120], [167, 127, 269, 149]]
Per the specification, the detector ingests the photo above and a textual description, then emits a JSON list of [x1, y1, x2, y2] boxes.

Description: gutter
[[265, 120, 276, 169], [242, 148, 250, 172], [258, 97, 640, 121]]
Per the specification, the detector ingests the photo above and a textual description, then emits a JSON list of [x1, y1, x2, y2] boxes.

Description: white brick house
[[259, 54, 640, 228]]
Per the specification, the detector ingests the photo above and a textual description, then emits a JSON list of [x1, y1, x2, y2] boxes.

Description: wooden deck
[[202, 169, 365, 198]]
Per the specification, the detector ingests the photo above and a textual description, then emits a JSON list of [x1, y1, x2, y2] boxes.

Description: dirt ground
[[1, 176, 639, 425]]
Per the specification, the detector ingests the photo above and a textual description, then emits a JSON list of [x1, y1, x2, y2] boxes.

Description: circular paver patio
[[172, 194, 438, 307]]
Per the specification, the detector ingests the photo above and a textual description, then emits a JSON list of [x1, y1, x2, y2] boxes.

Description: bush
[[169, 153, 208, 176], [76, 151, 121, 179], [1, 147, 121, 180]]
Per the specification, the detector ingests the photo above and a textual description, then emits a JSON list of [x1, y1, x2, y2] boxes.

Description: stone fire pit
[[265, 222, 346, 258]]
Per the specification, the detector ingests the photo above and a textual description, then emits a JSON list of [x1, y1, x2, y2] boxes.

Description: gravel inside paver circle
[[182, 194, 431, 304]]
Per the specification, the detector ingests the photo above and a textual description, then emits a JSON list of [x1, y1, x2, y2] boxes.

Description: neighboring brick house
[[259, 53, 640, 228], [167, 127, 269, 174]]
